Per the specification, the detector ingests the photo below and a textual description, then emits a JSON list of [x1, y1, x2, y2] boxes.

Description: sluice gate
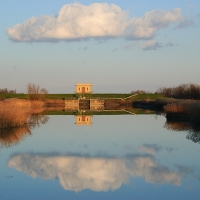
[[65, 98, 105, 111]]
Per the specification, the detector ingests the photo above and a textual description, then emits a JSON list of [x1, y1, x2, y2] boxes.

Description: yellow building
[[75, 115, 92, 125], [75, 83, 92, 94]]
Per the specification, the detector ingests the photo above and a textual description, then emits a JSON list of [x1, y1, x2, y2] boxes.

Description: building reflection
[[76, 115, 92, 125], [64, 103, 136, 125]]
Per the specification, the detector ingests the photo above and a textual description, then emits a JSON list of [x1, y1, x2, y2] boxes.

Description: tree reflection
[[28, 114, 49, 128], [186, 131, 200, 143]]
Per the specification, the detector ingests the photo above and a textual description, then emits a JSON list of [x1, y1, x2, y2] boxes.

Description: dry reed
[[164, 100, 200, 124], [0, 100, 30, 129], [164, 102, 187, 113], [30, 100, 45, 108]]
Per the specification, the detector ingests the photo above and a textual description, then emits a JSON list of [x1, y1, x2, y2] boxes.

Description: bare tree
[[157, 83, 200, 100], [27, 83, 48, 100]]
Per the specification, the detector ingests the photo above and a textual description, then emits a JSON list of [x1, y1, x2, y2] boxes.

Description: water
[[0, 114, 200, 200]]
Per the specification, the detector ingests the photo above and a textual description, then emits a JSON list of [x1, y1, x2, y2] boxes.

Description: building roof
[[75, 83, 92, 86]]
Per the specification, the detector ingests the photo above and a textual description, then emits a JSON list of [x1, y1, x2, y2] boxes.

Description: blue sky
[[0, 0, 200, 93]]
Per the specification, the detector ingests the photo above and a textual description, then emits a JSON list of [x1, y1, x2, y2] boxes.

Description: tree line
[[157, 83, 200, 100], [0, 88, 16, 94]]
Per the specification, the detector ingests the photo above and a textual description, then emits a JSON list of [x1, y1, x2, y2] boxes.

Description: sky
[[0, 0, 200, 93]]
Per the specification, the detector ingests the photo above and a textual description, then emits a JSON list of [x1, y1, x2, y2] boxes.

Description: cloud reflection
[[138, 144, 162, 155], [8, 154, 181, 192]]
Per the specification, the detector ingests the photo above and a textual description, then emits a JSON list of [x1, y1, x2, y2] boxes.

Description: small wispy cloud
[[175, 19, 194, 29], [166, 41, 177, 47], [78, 46, 88, 51], [138, 40, 162, 51], [123, 43, 134, 50]]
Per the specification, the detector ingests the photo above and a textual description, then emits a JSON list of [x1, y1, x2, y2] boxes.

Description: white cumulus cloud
[[8, 154, 181, 192], [6, 3, 182, 42]]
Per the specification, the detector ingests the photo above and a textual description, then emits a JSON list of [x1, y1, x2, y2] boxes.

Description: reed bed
[[30, 100, 45, 108], [0, 98, 64, 129], [0, 100, 30, 129], [4, 98, 31, 107], [164, 101, 200, 124], [163, 102, 187, 113]]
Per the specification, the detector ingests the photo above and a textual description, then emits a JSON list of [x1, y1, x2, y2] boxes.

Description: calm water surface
[[1, 114, 200, 200]]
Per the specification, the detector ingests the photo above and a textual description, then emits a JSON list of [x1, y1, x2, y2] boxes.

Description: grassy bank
[[0, 93, 161, 100]]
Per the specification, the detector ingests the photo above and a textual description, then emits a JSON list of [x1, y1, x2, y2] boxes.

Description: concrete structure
[[75, 115, 92, 125], [65, 98, 105, 111], [75, 83, 92, 94]]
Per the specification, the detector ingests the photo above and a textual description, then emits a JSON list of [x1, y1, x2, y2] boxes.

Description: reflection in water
[[0, 126, 31, 148], [0, 114, 49, 148], [76, 115, 92, 125], [186, 131, 200, 143], [28, 115, 49, 128], [138, 144, 162, 155], [8, 153, 181, 192], [164, 120, 200, 144]]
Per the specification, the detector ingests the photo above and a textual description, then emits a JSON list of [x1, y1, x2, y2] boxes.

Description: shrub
[[27, 83, 48, 101], [131, 90, 146, 94]]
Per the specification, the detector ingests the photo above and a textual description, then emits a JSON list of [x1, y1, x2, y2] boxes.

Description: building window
[[79, 87, 80, 91], [87, 87, 88, 91]]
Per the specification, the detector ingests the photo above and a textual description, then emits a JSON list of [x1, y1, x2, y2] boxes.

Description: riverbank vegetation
[[27, 83, 48, 100], [157, 83, 200, 100], [0, 98, 49, 129], [0, 83, 200, 129], [0, 99, 30, 129], [164, 101, 200, 124]]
